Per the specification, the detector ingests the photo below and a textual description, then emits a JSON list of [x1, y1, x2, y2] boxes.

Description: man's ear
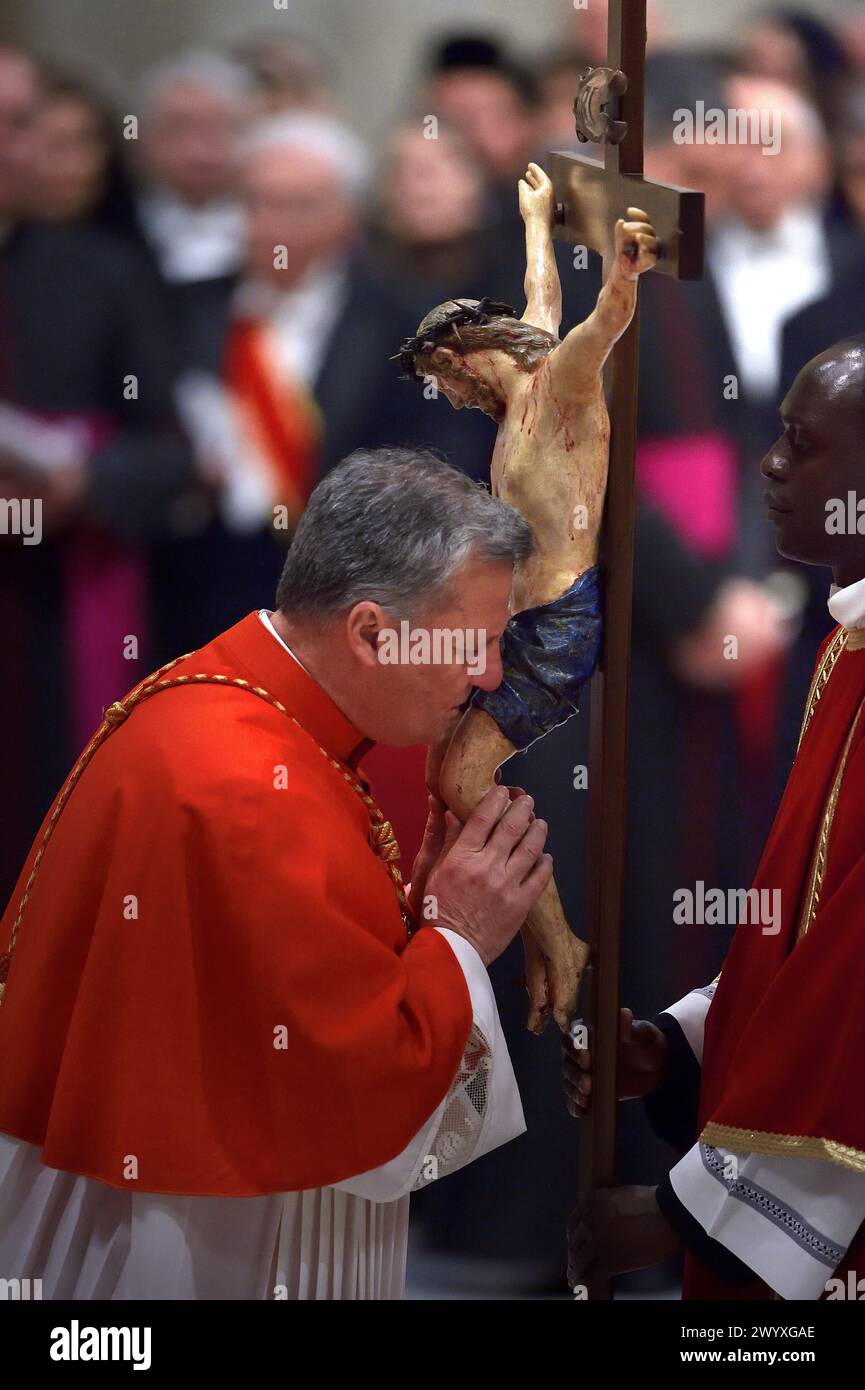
[[345, 601, 389, 669], [429, 346, 458, 373]]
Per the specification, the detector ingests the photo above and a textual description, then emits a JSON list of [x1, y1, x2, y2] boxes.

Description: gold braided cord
[[796, 627, 847, 752], [0, 655, 414, 1004], [701, 1122, 865, 1175], [796, 698, 865, 941]]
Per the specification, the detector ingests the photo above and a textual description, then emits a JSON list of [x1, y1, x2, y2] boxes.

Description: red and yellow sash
[[223, 316, 322, 528]]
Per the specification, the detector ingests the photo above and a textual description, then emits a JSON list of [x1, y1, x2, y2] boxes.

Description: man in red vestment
[[0, 446, 554, 1300], [566, 337, 865, 1300]]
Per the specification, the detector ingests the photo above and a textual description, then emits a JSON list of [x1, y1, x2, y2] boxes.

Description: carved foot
[[522, 923, 589, 1034], [546, 930, 590, 1034]]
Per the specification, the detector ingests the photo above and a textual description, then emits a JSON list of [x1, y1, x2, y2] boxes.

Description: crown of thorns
[[391, 297, 518, 379]]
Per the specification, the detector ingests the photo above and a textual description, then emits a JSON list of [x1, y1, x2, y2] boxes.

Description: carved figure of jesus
[[395, 164, 658, 1032]]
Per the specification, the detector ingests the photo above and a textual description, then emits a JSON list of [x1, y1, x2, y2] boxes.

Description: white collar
[[234, 259, 346, 319], [140, 188, 240, 223], [258, 609, 311, 673], [827, 577, 865, 631], [716, 204, 823, 248]]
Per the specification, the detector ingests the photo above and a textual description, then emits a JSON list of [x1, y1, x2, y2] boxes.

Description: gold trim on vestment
[[701, 1122, 865, 1175], [796, 627, 847, 751], [797, 699, 865, 940]]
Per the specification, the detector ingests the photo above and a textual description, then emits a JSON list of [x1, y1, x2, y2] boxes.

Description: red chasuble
[[685, 626, 865, 1299], [0, 614, 472, 1196]]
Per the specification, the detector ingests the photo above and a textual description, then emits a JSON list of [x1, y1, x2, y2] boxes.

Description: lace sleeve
[[410, 1022, 493, 1190]]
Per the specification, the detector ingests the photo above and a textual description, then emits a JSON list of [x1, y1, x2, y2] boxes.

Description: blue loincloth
[[472, 566, 602, 750]]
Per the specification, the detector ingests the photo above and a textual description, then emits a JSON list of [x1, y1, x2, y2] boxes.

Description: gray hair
[[276, 447, 534, 621], [244, 111, 371, 203], [139, 49, 255, 118]]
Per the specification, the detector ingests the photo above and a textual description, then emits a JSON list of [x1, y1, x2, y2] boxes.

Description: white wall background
[[0, 0, 859, 140]]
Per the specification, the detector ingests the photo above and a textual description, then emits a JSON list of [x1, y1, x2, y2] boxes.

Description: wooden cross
[[549, 0, 704, 1296]]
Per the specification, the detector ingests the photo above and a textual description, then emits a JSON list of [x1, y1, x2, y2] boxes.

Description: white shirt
[[232, 259, 348, 388], [709, 206, 831, 401], [0, 616, 525, 1299], [174, 262, 348, 534], [138, 190, 244, 283]]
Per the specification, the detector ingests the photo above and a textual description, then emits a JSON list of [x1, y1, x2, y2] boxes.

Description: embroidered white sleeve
[[670, 1141, 865, 1300], [333, 928, 525, 1203], [409, 1020, 493, 1190], [663, 981, 717, 1064]]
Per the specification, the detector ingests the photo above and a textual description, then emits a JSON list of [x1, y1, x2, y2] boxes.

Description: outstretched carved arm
[[519, 163, 562, 339], [551, 208, 659, 396]]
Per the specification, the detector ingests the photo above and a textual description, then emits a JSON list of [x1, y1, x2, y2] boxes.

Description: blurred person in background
[[565, 0, 667, 65], [532, 46, 594, 150], [414, 32, 598, 344], [710, 74, 855, 431], [371, 117, 495, 292], [25, 68, 138, 239], [739, 7, 854, 133], [0, 46, 192, 905], [778, 71, 865, 395], [778, 80, 865, 444], [844, 7, 865, 76], [422, 33, 539, 187], [836, 84, 865, 236], [235, 31, 339, 116], [133, 49, 253, 284]]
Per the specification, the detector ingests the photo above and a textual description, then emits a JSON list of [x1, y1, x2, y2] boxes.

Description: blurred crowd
[[1, 3, 865, 1293]]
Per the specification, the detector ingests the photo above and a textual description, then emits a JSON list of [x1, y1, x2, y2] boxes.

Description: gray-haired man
[[0, 447, 551, 1301], [135, 49, 254, 282]]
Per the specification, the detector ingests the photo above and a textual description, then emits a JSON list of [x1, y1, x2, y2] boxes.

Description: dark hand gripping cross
[[550, 0, 704, 1296]]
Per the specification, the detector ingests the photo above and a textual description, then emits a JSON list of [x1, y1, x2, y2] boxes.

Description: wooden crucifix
[[549, 0, 704, 1288]]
